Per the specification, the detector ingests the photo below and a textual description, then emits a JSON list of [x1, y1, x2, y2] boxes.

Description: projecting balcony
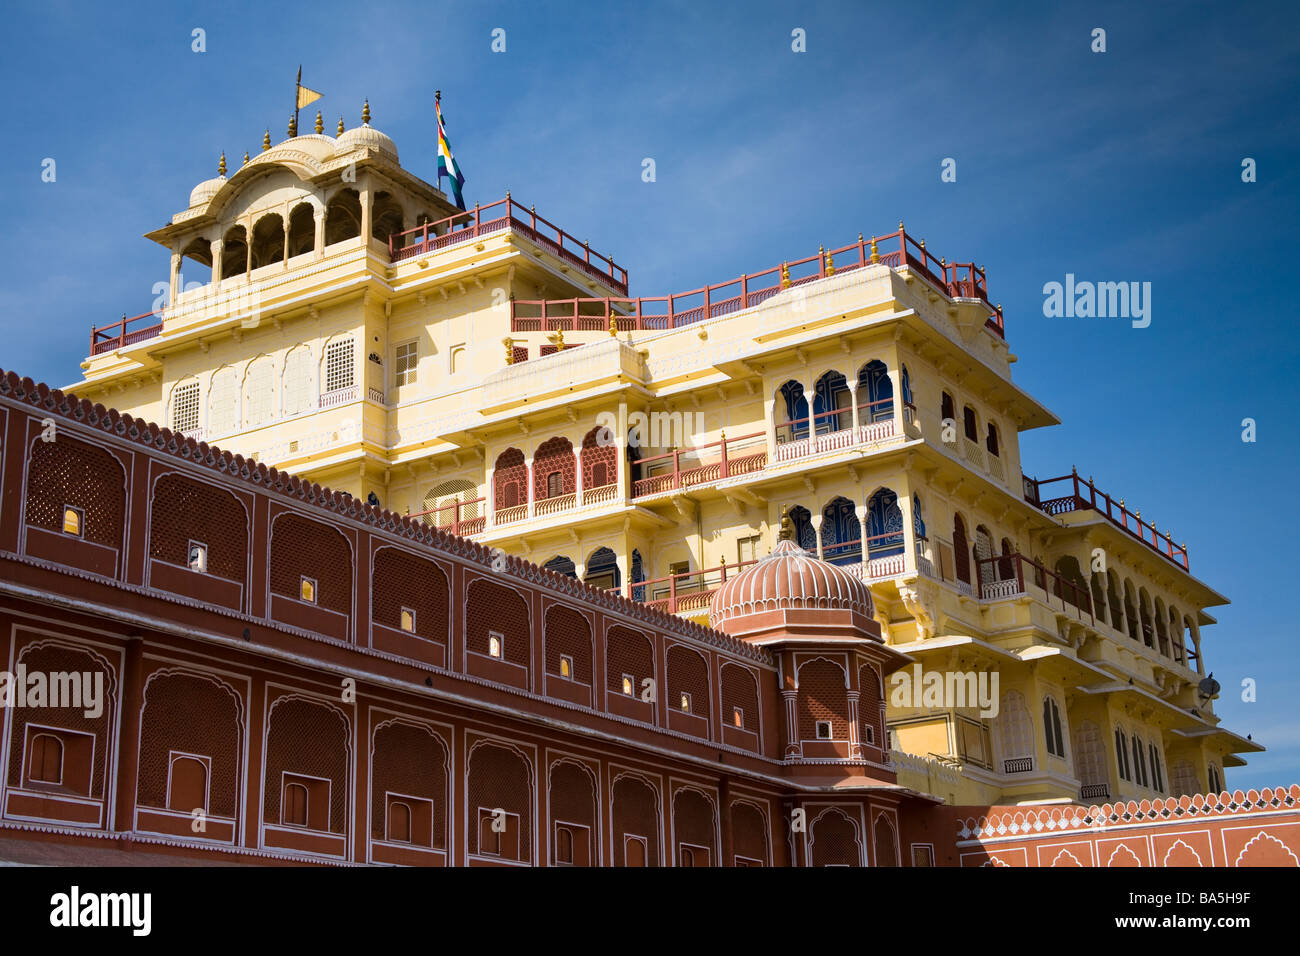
[[89, 310, 164, 356], [631, 432, 768, 498], [409, 497, 488, 537], [509, 223, 1004, 342], [972, 552, 1096, 624], [387, 195, 628, 294], [1022, 469, 1190, 570]]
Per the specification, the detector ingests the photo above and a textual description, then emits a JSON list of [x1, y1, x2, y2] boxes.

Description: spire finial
[[314, 111, 323, 134], [362, 99, 371, 126], [242, 151, 249, 167], [778, 506, 793, 541], [780, 262, 791, 289], [608, 313, 618, 337], [288, 113, 297, 138], [870, 236, 880, 264], [504, 336, 514, 366], [555, 328, 565, 350], [218, 152, 227, 177], [262, 129, 271, 151], [337, 115, 345, 135], [825, 247, 835, 276]]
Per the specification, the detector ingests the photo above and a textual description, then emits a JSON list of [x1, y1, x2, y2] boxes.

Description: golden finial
[[608, 313, 618, 337], [262, 129, 271, 151], [504, 337, 514, 366], [337, 116, 345, 135], [1135, 510, 1142, 520], [315, 111, 323, 134], [1120, 497, 1125, 508], [898, 220, 905, 232], [920, 238, 926, 250], [940, 256, 946, 267], [870, 236, 880, 264], [362, 99, 371, 125], [218, 152, 227, 177], [288, 114, 297, 138], [555, 328, 566, 350], [825, 248, 835, 276], [778, 506, 793, 541], [242, 151, 249, 167], [780, 262, 791, 289]]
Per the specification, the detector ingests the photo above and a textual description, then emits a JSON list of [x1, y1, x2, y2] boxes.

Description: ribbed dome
[[189, 175, 226, 207], [334, 124, 398, 161], [709, 538, 874, 628]]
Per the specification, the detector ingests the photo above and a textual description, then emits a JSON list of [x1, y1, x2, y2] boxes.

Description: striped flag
[[435, 93, 466, 211]]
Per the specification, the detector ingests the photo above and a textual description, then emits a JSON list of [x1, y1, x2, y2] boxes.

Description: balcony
[[409, 497, 487, 537], [974, 551, 1095, 624], [1023, 470, 1190, 570], [509, 223, 1004, 341], [387, 196, 628, 293], [632, 432, 767, 498], [1080, 783, 1111, 801], [1004, 757, 1035, 774], [774, 399, 903, 463], [89, 310, 163, 355]]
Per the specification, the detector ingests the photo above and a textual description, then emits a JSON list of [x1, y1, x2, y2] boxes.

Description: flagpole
[[435, 89, 442, 192], [293, 65, 302, 137]]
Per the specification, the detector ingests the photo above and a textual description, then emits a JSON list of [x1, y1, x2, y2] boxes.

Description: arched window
[[1114, 727, 1131, 781], [543, 555, 577, 578], [208, 365, 238, 436], [962, 405, 978, 442], [581, 425, 617, 491], [1042, 696, 1065, 758], [584, 547, 620, 589], [776, 381, 809, 443], [494, 448, 527, 511], [180, 237, 212, 286], [282, 345, 314, 417], [168, 756, 209, 812], [812, 370, 851, 433], [866, 489, 903, 557], [323, 336, 355, 395], [283, 782, 309, 826], [423, 478, 481, 527], [28, 734, 63, 784], [972, 525, 993, 587], [900, 365, 913, 407], [985, 422, 1000, 457], [388, 801, 412, 843], [371, 192, 405, 244], [940, 391, 955, 425], [242, 355, 274, 427], [1148, 742, 1164, 792], [820, 496, 861, 565], [1170, 760, 1198, 797], [533, 436, 575, 502], [1072, 720, 1107, 792], [787, 506, 817, 551], [858, 360, 893, 422], [631, 549, 646, 602], [170, 379, 200, 434], [953, 515, 970, 585], [912, 494, 926, 539], [1132, 734, 1148, 787], [997, 691, 1033, 768], [1208, 764, 1223, 793]]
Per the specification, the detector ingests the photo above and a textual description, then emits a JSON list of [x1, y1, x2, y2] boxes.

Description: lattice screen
[[372, 548, 449, 642], [465, 580, 530, 666], [324, 337, 355, 393], [262, 697, 349, 831], [730, 801, 768, 865], [606, 626, 654, 694], [170, 380, 199, 433], [666, 646, 711, 719], [243, 356, 274, 426], [370, 722, 447, 847], [25, 436, 124, 547], [544, 606, 593, 683], [612, 776, 659, 866], [466, 743, 532, 858], [810, 810, 860, 866], [721, 664, 759, 732], [796, 659, 848, 740], [268, 513, 352, 615], [149, 473, 247, 582], [137, 672, 241, 815]]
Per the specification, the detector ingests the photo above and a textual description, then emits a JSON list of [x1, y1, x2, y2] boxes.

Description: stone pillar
[[314, 207, 326, 258], [112, 636, 145, 831], [210, 239, 224, 293], [169, 248, 182, 311], [764, 392, 778, 459], [896, 489, 916, 574], [847, 380, 860, 439], [846, 690, 861, 757], [359, 177, 372, 244], [574, 447, 583, 504], [485, 466, 495, 528], [856, 504, 870, 579], [810, 512, 824, 560]]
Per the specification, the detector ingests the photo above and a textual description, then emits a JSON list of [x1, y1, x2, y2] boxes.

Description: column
[[781, 690, 800, 757], [359, 177, 372, 244], [810, 512, 824, 559], [485, 466, 496, 528], [763, 392, 778, 459], [574, 447, 583, 505], [314, 207, 326, 259], [169, 248, 182, 311], [210, 239, 224, 293], [847, 380, 860, 439], [846, 691, 861, 757], [896, 485, 916, 574], [856, 504, 869, 580]]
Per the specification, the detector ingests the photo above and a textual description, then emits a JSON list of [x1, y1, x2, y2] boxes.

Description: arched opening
[[423, 478, 481, 528], [630, 549, 645, 602], [1123, 580, 1140, 641], [873, 815, 898, 867], [865, 489, 903, 559], [812, 370, 851, 434], [787, 505, 817, 551], [584, 547, 620, 589], [985, 422, 1000, 457], [179, 237, 212, 288], [1053, 556, 1090, 612], [953, 514, 970, 585], [940, 390, 955, 425], [325, 189, 362, 245], [1091, 573, 1107, 624], [220, 225, 247, 279], [1154, 598, 1170, 656], [962, 405, 979, 442], [371, 191, 405, 244], [996, 690, 1033, 770], [972, 525, 994, 587], [543, 555, 576, 578], [1106, 573, 1123, 631], [28, 733, 63, 784], [819, 496, 861, 565], [581, 425, 617, 491], [168, 756, 209, 812], [857, 360, 893, 422], [1138, 588, 1155, 648], [287, 202, 316, 258], [900, 365, 913, 409], [387, 801, 412, 843], [776, 380, 809, 444], [250, 213, 285, 269]]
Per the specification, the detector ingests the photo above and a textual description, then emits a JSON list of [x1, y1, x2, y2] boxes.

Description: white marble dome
[[334, 124, 398, 162]]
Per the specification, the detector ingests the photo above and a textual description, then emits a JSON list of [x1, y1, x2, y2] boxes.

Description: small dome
[[334, 124, 398, 162], [189, 176, 226, 207], [709, 537, 874, 629]]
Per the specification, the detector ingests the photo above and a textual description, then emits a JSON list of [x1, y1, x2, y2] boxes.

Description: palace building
[[4, 102, 1289, 866]]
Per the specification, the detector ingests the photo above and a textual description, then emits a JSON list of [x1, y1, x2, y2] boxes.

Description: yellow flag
[[296, 85, 322, 109]]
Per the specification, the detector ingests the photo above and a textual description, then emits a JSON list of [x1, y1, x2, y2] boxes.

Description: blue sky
[[1, 1, 1297, 789]]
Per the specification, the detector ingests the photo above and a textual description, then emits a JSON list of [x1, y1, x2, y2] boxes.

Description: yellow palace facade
[[69, 105, 1259, 808]]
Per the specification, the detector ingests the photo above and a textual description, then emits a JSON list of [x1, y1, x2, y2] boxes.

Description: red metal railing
[[510, 225, 1004, 339], [388, 195, 627, 292], [90, 311, 164, 355], [1022, 469, 1189, 570], [630, 431, 767, 497], [629, 558, 761, 615], [975, 552, 1094, 623], [407, 496, 488, 537]]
